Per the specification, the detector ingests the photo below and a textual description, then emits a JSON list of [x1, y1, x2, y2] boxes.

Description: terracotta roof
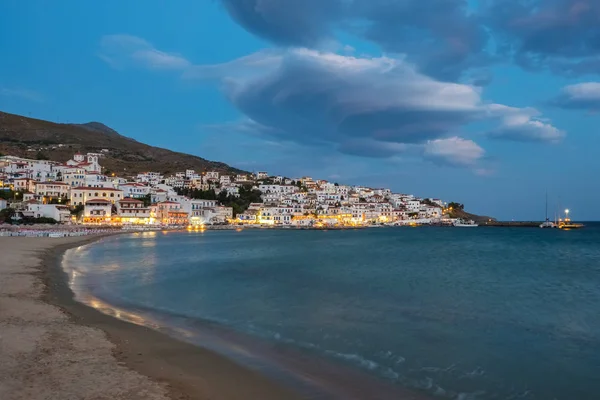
[[118, 198, 144, 203], [121, 183, 148, 187], [72, 187, 123, 191], [85, 199, 111, 204], [36, 181, 69, 186]]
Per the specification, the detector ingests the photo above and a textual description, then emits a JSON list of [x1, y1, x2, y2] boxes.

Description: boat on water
[[453, 218, 478, 227], [540, 193, 556, 228], [540, 220, 556, 228], [557, 209, 584, 229]]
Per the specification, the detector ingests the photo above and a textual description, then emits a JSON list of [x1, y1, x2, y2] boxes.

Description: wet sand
[[0, 235, 302, 400]]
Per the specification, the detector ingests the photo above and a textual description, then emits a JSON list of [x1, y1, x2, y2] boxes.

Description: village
[[0, 152, 450, 228]]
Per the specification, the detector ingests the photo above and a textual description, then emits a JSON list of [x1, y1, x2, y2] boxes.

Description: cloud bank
[[187, 48, 562, 167], [219, 0, 600, 78]]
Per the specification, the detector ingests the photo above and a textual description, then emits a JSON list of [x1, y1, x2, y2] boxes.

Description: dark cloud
[[549, 82, 600, 111], [218, 0, 490, 80], [481, 0, 600, 75], [220, 0, 600, 78], [219, 0, 342, 47], [351, 0, 490, 80]]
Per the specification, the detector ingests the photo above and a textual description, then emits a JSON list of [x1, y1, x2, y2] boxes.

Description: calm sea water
[[63, 225, 600, 399]]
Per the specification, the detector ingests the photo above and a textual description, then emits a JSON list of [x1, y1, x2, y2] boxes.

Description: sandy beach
[[0, 235, 302, 400]]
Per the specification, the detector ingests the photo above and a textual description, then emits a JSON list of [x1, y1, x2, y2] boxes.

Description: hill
[[0, 111, 246, 176], [449, 208, 496, 223]]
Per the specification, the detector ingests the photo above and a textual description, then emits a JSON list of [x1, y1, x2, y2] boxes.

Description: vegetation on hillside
[[0, 190, 23, 201], [0, 111, 246, 176], [176, 185, 263, 216]]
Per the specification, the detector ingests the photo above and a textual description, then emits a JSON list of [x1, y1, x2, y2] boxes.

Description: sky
[[1, 0, 599, 220]]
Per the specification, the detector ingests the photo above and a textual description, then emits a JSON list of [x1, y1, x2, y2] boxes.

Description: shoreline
[[50, 232, 432, 400], [0, 234, 303, 400]]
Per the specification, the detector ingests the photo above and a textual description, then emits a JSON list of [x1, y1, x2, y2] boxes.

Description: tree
[[22, 216, 58, 225], [71, 204, 84, 216], [47, 196, 67, 205], [0, 208, 16, 224], [448, 202, 464, 210], [0, 190, 23, 201], [141, 194, 152, 207], [177, 185, 263, 216], [36, 151, 49, 160]]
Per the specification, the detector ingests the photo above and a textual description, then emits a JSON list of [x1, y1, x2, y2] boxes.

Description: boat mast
[[545, 191, 548, 221]]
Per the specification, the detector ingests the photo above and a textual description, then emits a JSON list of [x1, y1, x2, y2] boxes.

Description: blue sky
[[1, 0, 600, 220]]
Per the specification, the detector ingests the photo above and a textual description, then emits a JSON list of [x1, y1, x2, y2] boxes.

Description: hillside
[[0, 111, 246, 176], [449, 208, 496, 223]]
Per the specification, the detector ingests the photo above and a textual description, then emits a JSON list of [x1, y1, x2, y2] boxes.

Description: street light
[[565, 209, 570, 219]]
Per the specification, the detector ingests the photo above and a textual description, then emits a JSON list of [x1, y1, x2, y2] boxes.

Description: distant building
[[116, 198, 153, 225], [119, 183, 151, 199], [83, 199, 113, 224], [70, 187, 124, 206], [35, 181, 70, 201]]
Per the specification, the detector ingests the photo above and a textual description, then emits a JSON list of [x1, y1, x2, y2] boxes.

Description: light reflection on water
[[60, 228, 600, 400]]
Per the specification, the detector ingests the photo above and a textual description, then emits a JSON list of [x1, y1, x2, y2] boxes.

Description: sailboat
[[539, 192, 556, 228]]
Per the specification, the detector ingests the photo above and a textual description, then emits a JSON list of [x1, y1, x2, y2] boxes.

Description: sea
[[62, 224, 600, 400]]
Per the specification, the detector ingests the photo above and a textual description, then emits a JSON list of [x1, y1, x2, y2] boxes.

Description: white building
[[35, 181, 70, 200], [83, 199, 113, 223], [84, 173, 112, 188], [70, 187, 124, 206], [25, 203, 71, 223], [135, 172, 163, 186], [12, 178, 34, 193], [67, 153, 102, 173], [205, 171, 219, 181], [62, 167, 87, 188], [119, 183, 151, 199], [116, 198, 153, 224]]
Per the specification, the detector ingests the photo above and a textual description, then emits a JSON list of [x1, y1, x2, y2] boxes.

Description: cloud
[[423, 137, 485, 167], [485, 105, 566, 143], [550, 82, 600, 111], [217, 0, 490, 81], [99, 34, 190, 70], [219, 1, 600, 78], [481, 0, 600, 76], [0, 87, 43, 102], [219, 0, 343, 48], [189, 48, 562, 166]]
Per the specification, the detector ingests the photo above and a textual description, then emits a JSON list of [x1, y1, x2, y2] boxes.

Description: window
[[102, 193, 107, 197], [110, 193, 114, 197], [94, 192, 99, 197]]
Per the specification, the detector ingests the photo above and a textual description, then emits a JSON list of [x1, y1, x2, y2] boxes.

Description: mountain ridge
[[0, 111, 246, 176]]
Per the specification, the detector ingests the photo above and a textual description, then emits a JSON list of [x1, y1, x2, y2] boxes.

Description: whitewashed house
[[119, 183, 151, 199]]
